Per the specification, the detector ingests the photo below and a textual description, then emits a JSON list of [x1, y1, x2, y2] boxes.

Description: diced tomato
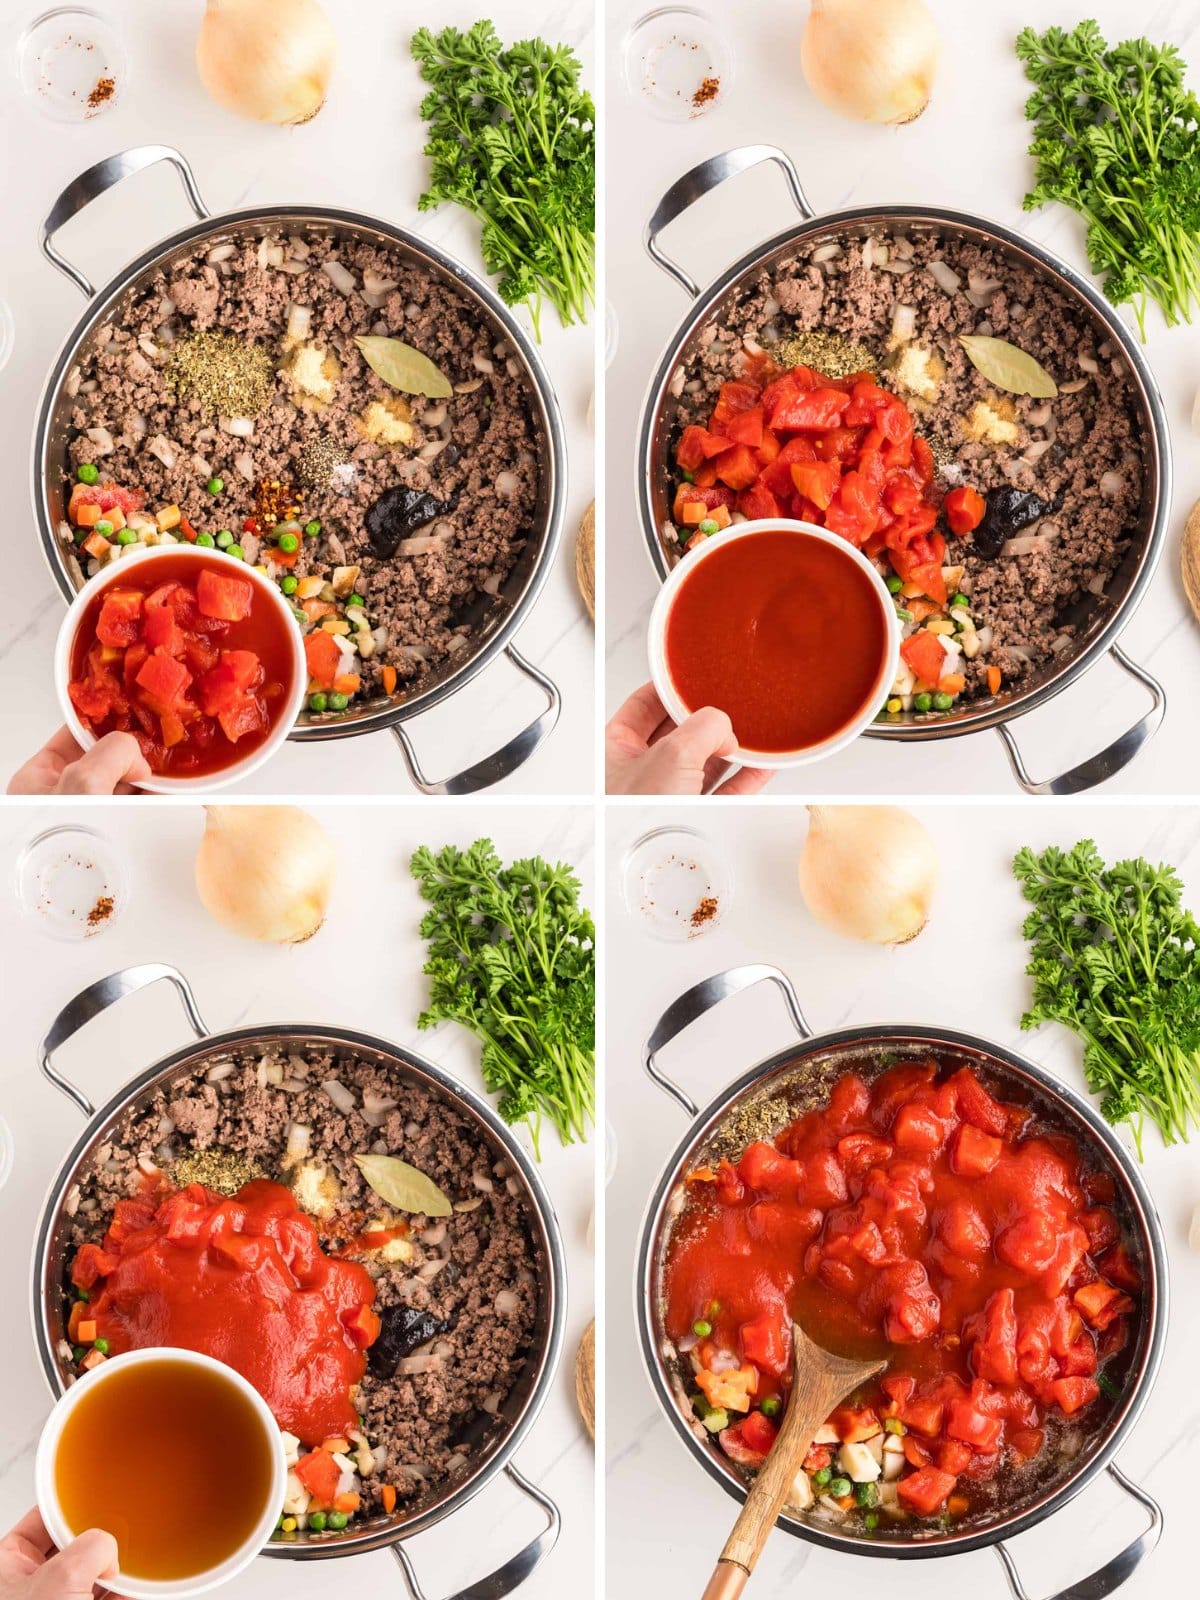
[[830, 1406, 881, 1444], [142, 603, 184, 655], [1073, 1282, 1132, 1331], [217, 697, 268, 745], [1078, 1207, 1119, 1253], [135, 652, 191, 710], [295, 1449, 341, 1507], [718, 1409, 778, 1469], [739, 1141, 805, 1194], [951, 1124, 1003, 1178], [897, 1466, 957, 1517], [71, 1243, 119, 1289], [672, 483, 736, 525], [676, 425, 732, 472], [789, 459, 841, 510], [772, 387, 850, 432], [739, 1310, 790, 1378], [1049, 1376, 1099, 1416], [935, 1441, 973, 1476], [196, 569, 254, 622], [714, 444, 760, 492], [944, 486, 986, 535], [947, 1069, 1009, 1137], [160, 712, 186, 748], [900, 631, 947, 688], [1097, 1243, 1141, 1294], [95, 591, 143, 649], [722, 406, 765, 449], [967, 1287, 1018, 1386], [710, 380, 763, 433], [737, 483, 782, 521], [1008, 1427, 1045, 1463], [304, 630, 342, 693], [898, 1397, 944, 1438], [1061, 1336, 1099, 1377], [946, 1395, 1003, 1452], [891, 1102, 945, 1156]]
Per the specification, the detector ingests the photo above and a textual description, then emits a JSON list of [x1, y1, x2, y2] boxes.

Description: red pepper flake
[[87, 77, 116, 110], [87, 895, 115, 929], [690, 895, 719, 931], [691, 76, 721, 109]]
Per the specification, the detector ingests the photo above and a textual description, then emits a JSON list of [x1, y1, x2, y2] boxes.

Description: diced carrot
[[380, 1485, 397, 1514], [76, 1320, 98, 1344], [937, 673, 966, 696], [333, 1493, 361, 1514], [156, 505, 182, 531], [680, 501, 709, 526], [381, 664, 398, 695], [709, 503, 732, 530], [106, 506, 127, 533], [333, 673, 361, 696], [82, 532, 111, 559], [987, 664, 1001, 694], [75, 502, 104, 528], [322, 1438, 351, 1455], [834, 1495, 856, 1511], [80, 1349, 108, 1372], [68, 1302, 86, 1341], [947, 1495, 970, 1518]]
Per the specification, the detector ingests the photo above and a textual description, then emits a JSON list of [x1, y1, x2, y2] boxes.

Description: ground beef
[[63, 1046, 540, 1516], [669, 232, 1144, 699], [64, 233, 539, 698]]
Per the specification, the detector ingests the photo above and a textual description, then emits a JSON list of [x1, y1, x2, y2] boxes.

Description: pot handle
[[643, 964, 812, 1117], [38, 964, 209, 1118], [40, 145, 210, 299], [993, 1463, 1162, 1600], [645, 145, 816, 299], [995, 645, 1166, 796], [390, 1462, 559, 1600], [391, 645, 561, 796]]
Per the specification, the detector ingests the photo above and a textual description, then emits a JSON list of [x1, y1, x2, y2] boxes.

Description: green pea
[[681, 471, 695, 483], [76, 463, 100, 485], [698, 519, 719, 535], [304, 519, 321, 537], [828, 1477, 852, 1499], [93, 1338, 110, 1355], [951, 593, 970, 609], [206, 477, 224, 495], [215, 529, 234, 549], [812, 1467, 832, 1489], [347, 593, 365, 608], [913, 692, 932, 713], [281, 575, 299, 595], [886, 574, 904, 594], [855, 1481, 879, 1508], [74, 529, 88, 545], [94, 520, 114, 537], [327, 692, 349, 712], [77, 1288, 90, 1303], [226, 544, 244, 561], [278, 531, 299, 553], [692, 1319, 712, 1338], [196, 532, 215, 548], [116, 529, 138, 545], [308, 1512, 327, 1532], [864, 1511, 880, 1531], [275, 1515, 285, 1532], [894, 608, 914, 623], [760, 1397, 781, 1417], [932, 691, 953, 711], [327, 1512, 348, 1531], [72, 1346, 85, 1363], [308, 693, 328, 713]]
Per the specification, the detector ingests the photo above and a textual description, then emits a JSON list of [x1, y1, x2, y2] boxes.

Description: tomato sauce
[[68, 553, 296, 778], [72, 1179, 380, 1446], [663, 529, 890, 753], [664, 1060, 1139, 1519]]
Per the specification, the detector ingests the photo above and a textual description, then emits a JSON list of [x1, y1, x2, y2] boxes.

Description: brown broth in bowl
[[54, 1359, 277, 1580]]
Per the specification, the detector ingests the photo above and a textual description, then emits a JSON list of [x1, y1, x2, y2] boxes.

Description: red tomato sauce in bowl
[[663, 1058, 1139, 1526], [66, 552, 298, 779], [660, 527, 893, 756]]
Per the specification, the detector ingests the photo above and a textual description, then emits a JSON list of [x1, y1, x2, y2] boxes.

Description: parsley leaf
[[1016, 20, 1200, 336], [411, 839, 595, 1157], [410, 21, 595, 339], [1014, 839, 1200, 1157]]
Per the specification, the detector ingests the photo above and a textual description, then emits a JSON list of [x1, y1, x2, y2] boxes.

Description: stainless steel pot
[[635, 964, 1167, 1597], [32, 146, 568, 796], [31, 964, 566, 1600], [636, 146, 1171, 796]]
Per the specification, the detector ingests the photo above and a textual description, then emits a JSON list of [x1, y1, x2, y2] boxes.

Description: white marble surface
[[1, 0, 595, 795], [604, 0, 1200, 795], [0, 801, 595, 1598], [606, 802, 1200, 1599]]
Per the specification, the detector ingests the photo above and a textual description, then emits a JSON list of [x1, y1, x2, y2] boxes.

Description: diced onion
[[926, 260, 961, 294], [494, 1289, 520, 1314], [322, 1078, 357, 1115], [321, 259, 357, 294], [1099, 471, 1125, 498], [891, 303, 917, 342]]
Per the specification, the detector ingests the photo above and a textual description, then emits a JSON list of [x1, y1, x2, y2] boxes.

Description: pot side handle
[[643, 964, 812, 1118], [38, 964, 210, 1118], [40, 145, 210, 300], [390, 1462, 559, 1600], [994, 1463, 1162, 1600], [645, 146, 816, 299], [996, 645, 1166, 796], [391, 645, 561, 796]]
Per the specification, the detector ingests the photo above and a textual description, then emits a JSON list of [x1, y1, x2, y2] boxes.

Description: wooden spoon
[[700, 1322, 885, 1600], [576, 500, 595, 621], [1181, 496, 1200, 625]]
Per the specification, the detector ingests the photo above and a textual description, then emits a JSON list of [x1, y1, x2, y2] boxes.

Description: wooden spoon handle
[[717, 1393, 831, 1574]]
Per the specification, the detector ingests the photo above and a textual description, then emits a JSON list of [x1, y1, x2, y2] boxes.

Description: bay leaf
[[354, 1153, 453, 1216], [958, 335, 1058, 399], [355, 336, 453, 399]]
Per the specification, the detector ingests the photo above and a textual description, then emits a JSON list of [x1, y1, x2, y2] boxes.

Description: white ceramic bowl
[[54, 545, 307, 793], [35, 1347, 286, 1599], [647, 518, 901, 768]]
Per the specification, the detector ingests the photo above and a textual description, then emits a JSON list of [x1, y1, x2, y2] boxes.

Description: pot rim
[[31, 1018, 567, 1561], [30, 201, 568, 743], [634, 1017, 1168, 1559], [635, 198, 1172, 743]]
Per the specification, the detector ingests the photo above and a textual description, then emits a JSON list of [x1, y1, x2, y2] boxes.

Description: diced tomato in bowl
[[56, 546, 306, 791]]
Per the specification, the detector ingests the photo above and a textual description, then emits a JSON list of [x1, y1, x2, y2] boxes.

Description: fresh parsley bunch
[[1014, 839, 1200, 1157], [412, 839, 595, 1157], [411, 21, 595, 340], [1017, 19, 1200, 336]]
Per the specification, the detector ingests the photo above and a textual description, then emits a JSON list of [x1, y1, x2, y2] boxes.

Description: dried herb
[[354, 1153, 453, 1217], [958, 335, 1058, 398], [354, 336, 452, 399]]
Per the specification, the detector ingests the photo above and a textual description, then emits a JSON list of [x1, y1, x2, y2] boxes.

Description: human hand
[[7, 730, 151, 796], [606, 683, 772, 795], [0, 1508, 126, 1600]]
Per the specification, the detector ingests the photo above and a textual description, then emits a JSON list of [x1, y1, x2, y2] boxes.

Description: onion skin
[[801, 0, 940, 126], [798, 805, 938, 945], [195, 805, 336, 944], [196, 0, 337, 126]]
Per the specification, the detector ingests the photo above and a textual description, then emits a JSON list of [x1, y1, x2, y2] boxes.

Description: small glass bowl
[[15, 825, 128, 941], [16, 7, 127, 122], [621, 7, 733, 122], [620, 825, 733, 942]]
